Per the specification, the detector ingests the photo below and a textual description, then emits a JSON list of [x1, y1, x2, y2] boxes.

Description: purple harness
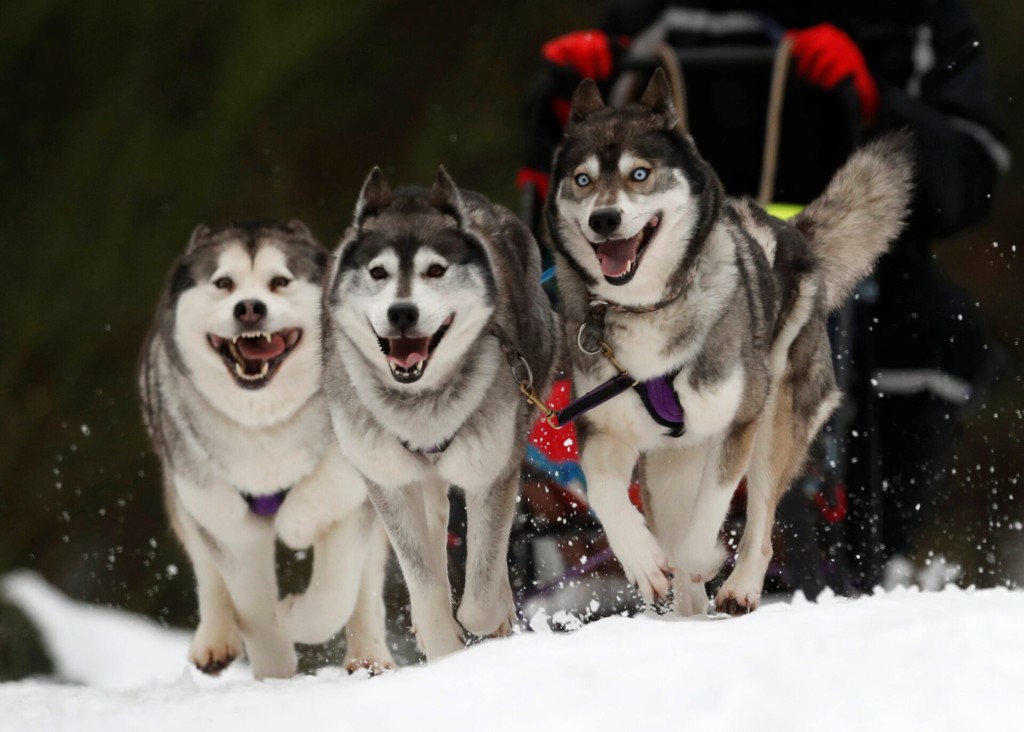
[[242, 488, 290, 517], [633, 371, 686, 437], [555, 369, 686, 437]]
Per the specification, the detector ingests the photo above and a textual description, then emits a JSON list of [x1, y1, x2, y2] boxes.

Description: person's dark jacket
[[599, 0, 1009, 242]]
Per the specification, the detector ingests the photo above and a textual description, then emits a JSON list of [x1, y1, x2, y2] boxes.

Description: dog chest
[[198, 402, 330, 495]]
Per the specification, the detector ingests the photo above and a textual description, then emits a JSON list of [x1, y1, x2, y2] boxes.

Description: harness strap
[[490, 321, 562, 428], [573, 301, 687, 437], [634, 371, 686, 437], [555, 372, 637, 425]]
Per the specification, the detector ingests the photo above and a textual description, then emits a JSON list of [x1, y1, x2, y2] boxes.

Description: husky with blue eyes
[[139, 221, 393, 679], [322, 168, 558, 660], [546, 70, 913, 617]]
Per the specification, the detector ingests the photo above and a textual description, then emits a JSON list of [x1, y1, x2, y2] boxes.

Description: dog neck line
[[401, 434, 455, 455], [589, 265, 695, 314]]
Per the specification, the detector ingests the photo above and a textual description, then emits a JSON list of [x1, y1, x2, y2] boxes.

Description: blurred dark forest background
[[1, 0, 1022, 634]]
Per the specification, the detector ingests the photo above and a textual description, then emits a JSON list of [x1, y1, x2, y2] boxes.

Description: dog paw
[[189, 622, 243, 675], [457, 588, 516, 638], [714, 566, 764, 616], [248, 640, 299, 680], [714, 585, 761, 615], [279, 592, 339, 645], [412, 620, 466, 660], [615, 532, 674, 603], [673, 578, 709, 617], [344, 654, 396, 676]]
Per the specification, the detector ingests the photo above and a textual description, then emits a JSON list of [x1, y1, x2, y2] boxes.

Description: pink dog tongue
[[237, 333, 287, 360], [388, 336, 431, 368], [596, 237, 640, 278]]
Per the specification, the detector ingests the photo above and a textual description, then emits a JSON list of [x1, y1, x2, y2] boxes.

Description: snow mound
[[2, 572, 1021, 731]]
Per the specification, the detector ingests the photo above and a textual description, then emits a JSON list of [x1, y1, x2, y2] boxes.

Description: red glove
[[785, 23, 879, 126], [542, 30, 615, 81]]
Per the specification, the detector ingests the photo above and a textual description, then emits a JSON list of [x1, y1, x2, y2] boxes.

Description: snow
[[2, 571, 1021, 731]]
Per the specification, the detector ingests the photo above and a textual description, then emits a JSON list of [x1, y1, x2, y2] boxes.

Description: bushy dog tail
[[793, 132, 914, 310]]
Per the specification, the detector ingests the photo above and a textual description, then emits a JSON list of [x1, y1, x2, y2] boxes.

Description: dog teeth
[[233, 360, 270, 381], [389, 360, 425, 378], [231, 331, 272, 344]]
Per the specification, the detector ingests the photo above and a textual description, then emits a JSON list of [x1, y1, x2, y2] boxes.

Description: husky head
[[326, 167, 496, 390], [163, 221, 328, 425], [547, 69, 722, 305]]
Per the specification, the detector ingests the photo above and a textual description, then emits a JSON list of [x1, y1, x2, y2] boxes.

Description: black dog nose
[[387, 303, 419, 331], [234, 299, 267, 325], [589, 208, 622, 237]]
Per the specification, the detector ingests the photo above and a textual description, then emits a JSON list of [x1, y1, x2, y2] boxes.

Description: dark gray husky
[[546, 69, 912, 616], [322, 168, 558, 659], [139, 221, 393, 678]]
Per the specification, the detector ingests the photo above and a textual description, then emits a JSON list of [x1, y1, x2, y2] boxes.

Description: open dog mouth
[[207, 329, 302, 389], [591, 214, 661, 285], [375, 315, 454, 384]]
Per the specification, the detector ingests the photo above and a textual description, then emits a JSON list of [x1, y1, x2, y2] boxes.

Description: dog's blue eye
[[631, 168, 650, 182], [574, 173, 591, 187]]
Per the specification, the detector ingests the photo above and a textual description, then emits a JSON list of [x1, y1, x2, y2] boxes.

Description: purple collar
[[242, 488, 290, 517]]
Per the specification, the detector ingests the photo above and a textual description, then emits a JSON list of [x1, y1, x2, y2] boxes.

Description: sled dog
[[139, 221, 393, 678], [322, 168, 558, 659], [546, 70, 912, 615]]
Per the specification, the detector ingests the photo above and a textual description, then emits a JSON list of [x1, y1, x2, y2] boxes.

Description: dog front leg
[[366, 478, 464, 661], [195, 529, 293, 680], [675, 424, 759, 616], [343, 516, 396, 674], [169, 494, 243, 675], [456, 468, 518, 637], [279, 502, 374, 645], [581, 432, 673, 603]]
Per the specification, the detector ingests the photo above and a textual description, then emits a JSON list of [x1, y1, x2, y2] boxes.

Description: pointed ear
[[640, 68, 677, 125], [354, 167, 393, 224], [430, 165, 467, 224], [186, 224, 210, 253], [568, 78, 606, 127], [287, 218, 314, 239]]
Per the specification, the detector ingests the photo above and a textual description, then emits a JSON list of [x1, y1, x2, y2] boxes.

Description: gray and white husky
[[139, 221, 393, 679], [546, 70, 912, 615], [322, 168, 558, 659]]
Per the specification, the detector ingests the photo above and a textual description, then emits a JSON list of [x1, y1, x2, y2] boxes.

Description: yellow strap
[[765, 202, 804, 220]]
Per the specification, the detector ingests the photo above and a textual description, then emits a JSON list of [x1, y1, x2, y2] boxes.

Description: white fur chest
[[574, 326, 744, 451], [179, 386, 332, 495]]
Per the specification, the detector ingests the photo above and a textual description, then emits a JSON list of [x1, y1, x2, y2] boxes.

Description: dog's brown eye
[[270, 276, 290, 291], [369, 266, 388, 280], [425, 264, 447, 278], [214, 277, 234, 291]]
